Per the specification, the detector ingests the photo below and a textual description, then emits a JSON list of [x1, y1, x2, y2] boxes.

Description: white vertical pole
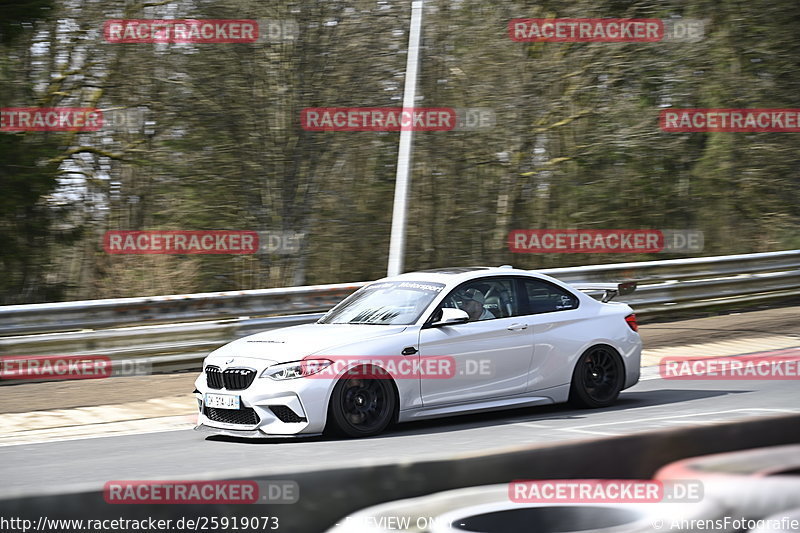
[[387, 0, 424, 277]]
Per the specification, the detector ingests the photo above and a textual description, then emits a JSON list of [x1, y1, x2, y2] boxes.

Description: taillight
[[625, 313, 638, 332]]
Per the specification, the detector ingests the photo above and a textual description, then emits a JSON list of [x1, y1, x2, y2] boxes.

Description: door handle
[[507, 323, 528, 331]]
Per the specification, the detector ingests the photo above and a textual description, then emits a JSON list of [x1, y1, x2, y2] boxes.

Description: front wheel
[[327, 368, 396, 438], [569, 345, 624, 408]]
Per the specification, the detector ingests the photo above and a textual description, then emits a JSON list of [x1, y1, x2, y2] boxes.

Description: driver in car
[[461, 288, 495, 321]]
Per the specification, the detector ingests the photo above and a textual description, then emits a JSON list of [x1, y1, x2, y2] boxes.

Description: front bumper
[[193, 424, 321, 439], [194, 364, 334, 437]]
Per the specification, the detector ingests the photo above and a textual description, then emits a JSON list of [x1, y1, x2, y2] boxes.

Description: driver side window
[[439, 279, 518, 322]]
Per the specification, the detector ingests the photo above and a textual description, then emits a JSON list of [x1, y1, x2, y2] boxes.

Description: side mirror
[[430, 308, 470, 327]]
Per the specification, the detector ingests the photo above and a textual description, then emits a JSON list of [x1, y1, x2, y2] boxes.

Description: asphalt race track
[[3, 372, 799, 498]]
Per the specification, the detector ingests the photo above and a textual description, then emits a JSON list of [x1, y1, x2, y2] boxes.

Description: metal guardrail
[[1, 250, 798, 378], [539, 249, 800, 283], [0, 283, 364, 336]]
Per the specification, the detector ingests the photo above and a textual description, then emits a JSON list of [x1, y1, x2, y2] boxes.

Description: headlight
[[260, 359, 332, 380]]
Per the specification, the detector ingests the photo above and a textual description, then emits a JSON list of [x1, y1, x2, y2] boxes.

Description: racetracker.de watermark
[[301, 357, 455, 380], [256, 19, 298, 43], [508, 229, 703, 253], [103, 480, 298, 504], [661, 109, 800, 132], [104, 230, 257, 254], [0, 355, 151, 381], [2, 107, 149, 133], [509, 479, 703, 503], [510, 18, 663, 42], [510, 18, 705, 42], [288, 356, 494, 380], [660, 349, 800, 380], [103, 230, 302, 254], [103, 19, 258, 43], [301, 107, 456, 131], [453, 107, 496, 131], [1, 107, 102, 132]]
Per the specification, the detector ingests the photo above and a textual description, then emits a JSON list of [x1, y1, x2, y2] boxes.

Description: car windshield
[[318, 281, 445, 325]]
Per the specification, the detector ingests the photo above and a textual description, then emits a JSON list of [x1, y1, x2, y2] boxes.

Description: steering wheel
[[447, 295, 461, 309]]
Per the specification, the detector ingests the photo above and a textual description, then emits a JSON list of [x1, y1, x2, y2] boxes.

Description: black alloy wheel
[[328, 367, 396, 438], [569, 345, 625, 408]]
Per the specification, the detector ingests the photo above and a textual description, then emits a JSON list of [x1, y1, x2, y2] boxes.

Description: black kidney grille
[[223, 368, 256, 390], [205, 365, 223, 389], [204, 406, 259, 426], [205, 366, 255, 390]]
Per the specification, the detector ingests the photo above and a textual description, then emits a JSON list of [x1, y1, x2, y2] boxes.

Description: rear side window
[[523, 279, 579, 314]]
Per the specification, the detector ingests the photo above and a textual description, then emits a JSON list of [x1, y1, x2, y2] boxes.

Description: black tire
[[568, 345, 624, 408], [326, 366, 397, 438]]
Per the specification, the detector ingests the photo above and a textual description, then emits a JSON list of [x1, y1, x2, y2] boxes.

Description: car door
[[519, 277, 586, 392], [417, 277, 534, 406]]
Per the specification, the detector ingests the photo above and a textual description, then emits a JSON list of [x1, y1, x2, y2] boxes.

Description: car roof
[[414, 267, 492, 274], [375, 266, 549, 287]]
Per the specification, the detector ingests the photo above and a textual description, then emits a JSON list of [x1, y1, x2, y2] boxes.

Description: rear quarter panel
[[526, 297, 641, 394]]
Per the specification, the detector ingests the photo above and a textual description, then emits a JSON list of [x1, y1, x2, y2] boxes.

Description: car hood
[[205, 323, 410, 365]]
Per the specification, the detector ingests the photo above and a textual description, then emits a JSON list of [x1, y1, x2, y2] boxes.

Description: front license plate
[[204, 393, 240, 409]]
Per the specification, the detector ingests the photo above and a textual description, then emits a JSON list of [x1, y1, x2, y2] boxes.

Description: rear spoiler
[[571, 281, 637, 303]]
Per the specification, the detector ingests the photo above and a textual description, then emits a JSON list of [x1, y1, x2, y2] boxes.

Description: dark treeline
[[1, 0, 799, 304]]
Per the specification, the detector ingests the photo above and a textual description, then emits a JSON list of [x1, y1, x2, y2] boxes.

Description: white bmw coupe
[[194, 267, 641, 438]]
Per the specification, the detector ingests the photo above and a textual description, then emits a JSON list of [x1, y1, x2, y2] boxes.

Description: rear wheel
[[327, 367, 396, 438], [569, 345, 624, 408]]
